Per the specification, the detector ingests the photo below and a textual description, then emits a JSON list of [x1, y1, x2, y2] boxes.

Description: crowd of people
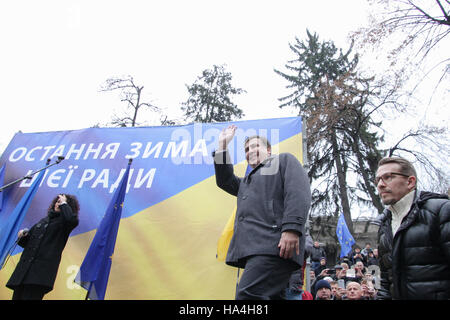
[[286, 242, 381, 300], [310, 242, 379, 300]]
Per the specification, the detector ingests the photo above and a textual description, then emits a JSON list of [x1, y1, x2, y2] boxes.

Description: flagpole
[[0, 156, 64, 192], [85, 282, 93, 300]]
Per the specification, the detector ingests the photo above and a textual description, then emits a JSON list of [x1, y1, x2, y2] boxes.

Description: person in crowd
[[313, 266, 333, 281], [331, 279, 346, 300], [310, 268, 324, 298], [376, 156, 450, 299], [361, 242, 372, 258], [373, 248, 379, 260], [361, 279, 377, 300], [366, 249, 379, 266], [308, 269, 316, 289], [340, 256, 352, 267], [344, 281, 365, 300], [350, 245, 367, 266], [331, 264, 343, 280], [363, 270, 375, 284], [335, 264, 349, 284], [314, 257, 327, 276], [330, 281, 340, 300], [342, 261, 365, 284], [314, 279, 333, 300], [354, 261, 367, 282], [213, 125, 311, 300], [6, 194, 80, 300], [310, 241, 326, 271], [310, 265, 337, 297], [340, 262, 349, 271]]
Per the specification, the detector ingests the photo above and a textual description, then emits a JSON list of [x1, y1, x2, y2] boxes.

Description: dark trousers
[[12, 284, 48, 300], [236, 255, 299, 300]]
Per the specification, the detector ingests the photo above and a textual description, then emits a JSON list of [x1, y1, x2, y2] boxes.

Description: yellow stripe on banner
[[216, 207, 236, 262], [0, 132, 303, 300]]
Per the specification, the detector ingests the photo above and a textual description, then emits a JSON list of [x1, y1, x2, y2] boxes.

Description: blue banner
[[0, 116, 304, 299], [0, 117, 302, 241]]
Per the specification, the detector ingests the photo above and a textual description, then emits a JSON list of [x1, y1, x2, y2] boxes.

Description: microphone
[[20, 228, 29, 237]]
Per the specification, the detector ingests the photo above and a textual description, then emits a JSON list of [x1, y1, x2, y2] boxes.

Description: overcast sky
[[0, 0, 376, 153]]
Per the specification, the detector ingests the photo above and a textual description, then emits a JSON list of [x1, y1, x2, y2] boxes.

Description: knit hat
[[315, 279, 331, 291]]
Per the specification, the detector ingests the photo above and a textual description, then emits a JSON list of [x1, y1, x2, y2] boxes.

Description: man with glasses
[[375, 157, 450, 300]]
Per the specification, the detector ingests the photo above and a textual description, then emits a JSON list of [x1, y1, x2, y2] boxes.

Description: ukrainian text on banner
[[0, 116, 303, 299]]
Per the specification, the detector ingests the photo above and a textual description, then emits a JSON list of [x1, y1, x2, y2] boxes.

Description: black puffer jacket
[[377, 190, 450, 300]]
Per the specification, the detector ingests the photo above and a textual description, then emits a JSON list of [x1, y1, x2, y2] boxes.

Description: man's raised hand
[[218, 125, 237, 151]]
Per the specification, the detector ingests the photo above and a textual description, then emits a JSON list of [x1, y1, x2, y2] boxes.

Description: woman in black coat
[[6, 194, 79, 300]]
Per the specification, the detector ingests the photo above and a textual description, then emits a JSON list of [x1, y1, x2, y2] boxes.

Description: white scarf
[[389, 190, 415, 236]]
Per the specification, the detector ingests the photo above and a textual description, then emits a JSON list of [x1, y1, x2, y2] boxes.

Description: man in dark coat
[[6, 194, 79, 300], [213, 125, 311, 299], [375, 157, 450, 300], [310, 241, 326, 271]]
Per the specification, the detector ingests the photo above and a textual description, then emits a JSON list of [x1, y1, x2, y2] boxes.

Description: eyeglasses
[[375, 172, 410, 185]]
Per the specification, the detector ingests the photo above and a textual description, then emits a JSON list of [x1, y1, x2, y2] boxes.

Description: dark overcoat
[[214, 151, 311, 268], [6, 203, 79, 293]]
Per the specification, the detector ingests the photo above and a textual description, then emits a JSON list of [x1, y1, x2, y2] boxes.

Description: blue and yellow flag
[[336, 213, 355, 258], [0, 164, 46, 269], [216, 164, 252, 261], [74, 160, 132, 300]]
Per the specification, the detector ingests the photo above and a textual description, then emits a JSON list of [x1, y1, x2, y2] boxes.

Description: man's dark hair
[[244, 135, 271, 149]]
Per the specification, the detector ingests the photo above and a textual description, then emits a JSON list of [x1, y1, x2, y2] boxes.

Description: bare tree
[[100, 75, 159, 127], [358, 1, 449, 53], [386, 124, 450, 193], [354, 0, 449, 86], [348, 1, 450, 195]]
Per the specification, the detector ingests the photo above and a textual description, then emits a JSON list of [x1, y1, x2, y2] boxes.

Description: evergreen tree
[[275, 31, 385, 231], [182, 64, 245, 123]]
